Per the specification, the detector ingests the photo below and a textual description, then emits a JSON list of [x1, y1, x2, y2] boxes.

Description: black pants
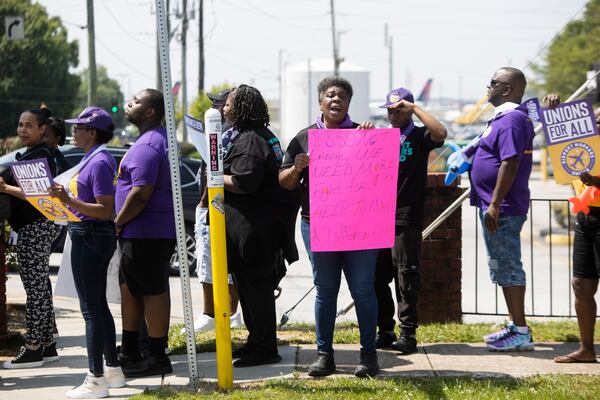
[[374, 227, 422, 335], [233, 251, 279, 357]]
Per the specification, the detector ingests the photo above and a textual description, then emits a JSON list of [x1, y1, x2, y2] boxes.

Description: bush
[[0, 137, 22, 156]]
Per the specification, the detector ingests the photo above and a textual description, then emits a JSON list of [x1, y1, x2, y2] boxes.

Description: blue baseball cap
[[379, 87, 414, 108]]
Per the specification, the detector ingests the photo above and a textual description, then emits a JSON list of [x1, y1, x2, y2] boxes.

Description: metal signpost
[[154, 0, 198, 385]]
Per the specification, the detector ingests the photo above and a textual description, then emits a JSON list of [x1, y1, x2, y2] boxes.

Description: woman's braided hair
[[230, 84, 270, 132]]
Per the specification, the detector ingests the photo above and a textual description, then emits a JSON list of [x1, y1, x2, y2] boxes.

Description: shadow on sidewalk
[[422, 342, 599, 360]]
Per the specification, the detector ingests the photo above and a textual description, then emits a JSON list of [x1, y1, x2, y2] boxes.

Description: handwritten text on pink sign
[[309, 128, 400, 251]]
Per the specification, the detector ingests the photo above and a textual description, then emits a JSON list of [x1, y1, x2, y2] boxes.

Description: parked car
[[0, 144, 201, 276]]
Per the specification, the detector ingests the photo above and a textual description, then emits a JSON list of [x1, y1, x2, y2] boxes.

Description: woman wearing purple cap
[[49, 106, 124, 398], [1, 106, 63, 370], [279, 76, 379, 378]]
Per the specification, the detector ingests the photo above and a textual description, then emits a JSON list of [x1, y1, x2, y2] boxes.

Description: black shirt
[[281, 122, 359, 221], [223, 126, 299, 269], [54, 149, 71, 175], [395, 125, 443, 229], [7, 142, 59, 231]]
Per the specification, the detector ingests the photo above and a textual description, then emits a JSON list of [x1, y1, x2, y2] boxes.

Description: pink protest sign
[[308, 128, 400, 251]]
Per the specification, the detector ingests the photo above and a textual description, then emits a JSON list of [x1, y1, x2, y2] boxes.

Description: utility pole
[[198, 0, 204, 93], [181, 0, 188, 142], [384, 23, 393, 91], [86, 0, 97, 105], [329, 0, 340, 76]]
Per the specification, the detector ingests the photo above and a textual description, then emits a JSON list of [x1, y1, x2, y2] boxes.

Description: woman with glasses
[[49, 107, 124, 399], [1, 106, 63, 369]]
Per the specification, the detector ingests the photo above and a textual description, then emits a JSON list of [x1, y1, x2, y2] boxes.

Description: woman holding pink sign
[[279, 76, 379, 378], [1, 107, 63, 369]]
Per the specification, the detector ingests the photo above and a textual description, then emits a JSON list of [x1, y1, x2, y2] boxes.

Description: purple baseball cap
[[65, 106, 114, 131], [379, 87, 414, 108]]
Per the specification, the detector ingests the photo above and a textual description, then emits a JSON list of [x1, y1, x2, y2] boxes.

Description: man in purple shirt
[[470, 67, 535, 352], [115, 89, 176, 377]]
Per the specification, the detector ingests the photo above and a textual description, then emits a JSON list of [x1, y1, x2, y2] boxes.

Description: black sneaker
[[354, 350, 379, 378], [3, 346, 44, 369], [42, 342, 59, 363], [117, 347, 143, 368], [232, 345, 251, 358], [122, 354, 172, 378], [376, 331, 397, 349], [307, 351, 336, 377], [391, 334, 417, 354], [233, 352, 282, 368]]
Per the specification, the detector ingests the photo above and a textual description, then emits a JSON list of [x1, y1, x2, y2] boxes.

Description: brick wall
[[418, 173, 464, 323]]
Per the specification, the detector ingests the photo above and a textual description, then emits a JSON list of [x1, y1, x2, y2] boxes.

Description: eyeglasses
[[489, 79, 511, 87], [72, 125, 92, 133]]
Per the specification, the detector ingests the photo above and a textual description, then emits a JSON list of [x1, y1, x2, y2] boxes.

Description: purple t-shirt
[[115, 127, 176, 238], [68, 147, 117, 221], [469, 103, 535, 216]]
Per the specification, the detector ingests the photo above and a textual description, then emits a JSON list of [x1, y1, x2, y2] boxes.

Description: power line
[[95, 37, 155, 80], [98, 0, 155, 49]]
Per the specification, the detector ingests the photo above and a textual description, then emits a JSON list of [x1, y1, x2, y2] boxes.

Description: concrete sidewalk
[[2, 270, 600, 399], [2, 311, 599, 400], [2, 337, 599, 400]]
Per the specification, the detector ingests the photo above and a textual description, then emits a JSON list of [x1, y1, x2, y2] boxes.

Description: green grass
[[167, 320, 598, 355], [132, 375, 600, 399]]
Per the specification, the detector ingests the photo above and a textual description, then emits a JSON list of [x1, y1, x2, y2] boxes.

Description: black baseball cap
[[207, 89, 232, 106]]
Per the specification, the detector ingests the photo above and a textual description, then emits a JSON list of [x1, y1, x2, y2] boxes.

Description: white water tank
[[280, 58, 370, 148]]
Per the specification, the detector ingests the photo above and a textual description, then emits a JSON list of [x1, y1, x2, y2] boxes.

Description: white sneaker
[[230, 312, 243, 329], [104, 365, 126, 388], [66, 372, 109, 399], [180, 314, 216, 334], [194, 314, 216, 332]]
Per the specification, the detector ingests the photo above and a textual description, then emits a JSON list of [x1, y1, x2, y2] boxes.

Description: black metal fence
[[463, 198, 599, 318]]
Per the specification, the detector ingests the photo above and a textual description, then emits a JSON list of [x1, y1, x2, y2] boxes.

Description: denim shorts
[[479, 209, 527, 287]]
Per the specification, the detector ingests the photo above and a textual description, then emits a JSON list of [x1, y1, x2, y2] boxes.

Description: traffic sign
[[5, 16, 24, 40]]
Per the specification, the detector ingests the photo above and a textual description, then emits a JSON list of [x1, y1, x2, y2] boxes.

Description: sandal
[[553, 354, 598, 363]]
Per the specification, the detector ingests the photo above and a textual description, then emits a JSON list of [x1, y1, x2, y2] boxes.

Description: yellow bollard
[[205, 108, 233, 389]]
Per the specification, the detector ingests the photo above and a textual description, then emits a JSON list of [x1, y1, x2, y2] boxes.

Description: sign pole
[[154, 0, 199, 385], [204, 108, 233, 389]]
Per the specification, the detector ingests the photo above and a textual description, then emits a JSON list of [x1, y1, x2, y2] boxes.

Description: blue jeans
[[68, 221, 119, 374], [479, 209, 527, 287], [303, 220, 378, 353]]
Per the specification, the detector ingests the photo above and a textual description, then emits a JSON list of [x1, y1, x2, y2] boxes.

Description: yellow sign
[[538, 98, 600, 184], [547, 136, 600, 184], [26, 195, 80, 222], [11, 158, 80, 222]]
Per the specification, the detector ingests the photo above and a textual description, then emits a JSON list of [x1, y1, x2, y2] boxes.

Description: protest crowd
[[1, 66, 600, 399]]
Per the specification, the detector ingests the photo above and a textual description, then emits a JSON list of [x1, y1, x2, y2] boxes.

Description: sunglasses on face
[[489, 79, 511, 87]]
